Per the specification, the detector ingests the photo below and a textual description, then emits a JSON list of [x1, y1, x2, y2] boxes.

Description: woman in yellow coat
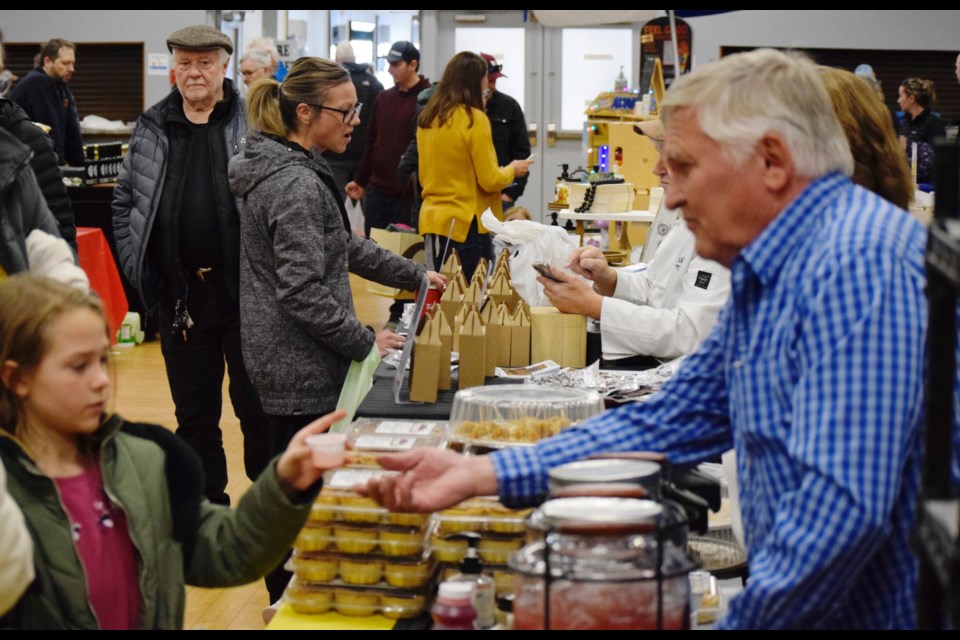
[[417, 52, 534, 279]]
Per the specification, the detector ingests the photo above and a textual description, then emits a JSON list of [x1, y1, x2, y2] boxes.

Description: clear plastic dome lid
[[450, 386, 604, 447]]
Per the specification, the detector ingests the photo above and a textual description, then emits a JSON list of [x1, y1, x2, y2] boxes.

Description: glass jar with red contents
[[509, 497, 696, 630]]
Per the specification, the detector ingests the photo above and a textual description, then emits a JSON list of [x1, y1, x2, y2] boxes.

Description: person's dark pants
[[263, 411, 325, 603], [158, 278, 270, 506], [365, 187, 417, 321], [431, 217, 493, 282]]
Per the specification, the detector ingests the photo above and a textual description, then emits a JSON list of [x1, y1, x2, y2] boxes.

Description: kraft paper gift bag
[[480, 297, 502, 376], [432, 305, 453, 391], [531, 307, 586, 368], [441, 248, 462, 282], [462, 277, 484, 308], [458, 305, 487, 390], [332, 346, 381, 432], [409, 313, 441, 403], [366, 227, 424, 300], [497, 303, 512, 367], [453, 302, 471, 354], [509, 304, 531, 367], [439, 275, 465, 332], [489, 268, 520, 314]]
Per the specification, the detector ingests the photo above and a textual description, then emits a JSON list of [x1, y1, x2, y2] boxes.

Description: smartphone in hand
[[533, 262, 562, 282]]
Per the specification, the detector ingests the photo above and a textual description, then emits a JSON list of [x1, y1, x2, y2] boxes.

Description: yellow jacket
[[417, 106, 515, 242]]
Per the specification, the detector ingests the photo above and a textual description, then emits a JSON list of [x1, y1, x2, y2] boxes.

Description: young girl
[[0, 274, 345, 629]]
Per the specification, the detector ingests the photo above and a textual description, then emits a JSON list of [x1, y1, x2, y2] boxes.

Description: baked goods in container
[[430, 534, 468, 563], [338, 496, 382, 524], [339, 558, 383, 585], [293, 525, 331, 552], [309, 495, 339, 523], [334, 588, 380, 617], [285, 582, 334, 614], [383, 559, 433, 588], [333, 525, 378, 554], [378, 528, 424, 557], [290, 555, 338, 583], [380, 593, 426, 620], [478, 536, 524, 564]]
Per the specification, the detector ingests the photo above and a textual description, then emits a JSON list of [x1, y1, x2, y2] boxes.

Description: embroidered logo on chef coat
[[695, 270, 712, 289]]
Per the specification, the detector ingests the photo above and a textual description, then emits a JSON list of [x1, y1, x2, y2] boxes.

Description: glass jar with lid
[[510, 497, 695, 630]]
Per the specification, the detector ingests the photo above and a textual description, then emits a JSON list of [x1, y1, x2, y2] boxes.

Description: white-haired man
[[238, 48, 273, 89], [361, 49, 928, 629], [113, 25, 269, 507]]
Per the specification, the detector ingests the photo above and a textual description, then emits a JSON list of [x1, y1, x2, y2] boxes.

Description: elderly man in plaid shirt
[[362, 49, 927, 629]]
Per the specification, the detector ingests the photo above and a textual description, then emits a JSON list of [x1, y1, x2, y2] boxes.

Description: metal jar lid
[[548, 458, 662, 491]]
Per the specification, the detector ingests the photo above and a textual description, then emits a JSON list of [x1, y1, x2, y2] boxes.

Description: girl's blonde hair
[[246, 56, 350, 137], [0, 274, 108, 435]]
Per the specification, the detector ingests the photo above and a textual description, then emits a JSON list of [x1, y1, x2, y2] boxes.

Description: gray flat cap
[[166, 25, 233, 55]]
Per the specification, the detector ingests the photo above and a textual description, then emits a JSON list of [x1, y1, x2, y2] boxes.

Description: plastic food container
[[449, 386, 604, 448], [289, 552, 437, 589], [284, 582, 429, 619], [435, 497, 533, 536], [348, 418, 448, 439], [305, 432, 347, 468]]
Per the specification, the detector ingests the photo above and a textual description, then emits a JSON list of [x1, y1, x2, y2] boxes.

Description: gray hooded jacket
[[229, 132, 424, 415]]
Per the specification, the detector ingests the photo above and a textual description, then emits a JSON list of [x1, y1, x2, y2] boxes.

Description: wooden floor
[[111, 274, 393, 630]]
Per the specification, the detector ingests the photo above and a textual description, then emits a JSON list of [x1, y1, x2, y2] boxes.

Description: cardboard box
[[439, 276, 465, 332], [480, 298, 502, 376], [530, 307, 586, 368], [366, 228, 424, 300]]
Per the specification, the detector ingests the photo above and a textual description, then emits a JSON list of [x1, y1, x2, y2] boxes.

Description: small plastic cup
[[306, 433, 347, 468]]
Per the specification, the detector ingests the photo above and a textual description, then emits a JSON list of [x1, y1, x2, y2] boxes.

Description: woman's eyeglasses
[[310, 102, 363, 123]]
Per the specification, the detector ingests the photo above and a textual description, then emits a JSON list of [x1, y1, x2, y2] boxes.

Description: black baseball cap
[[386, 41, 420, 63]]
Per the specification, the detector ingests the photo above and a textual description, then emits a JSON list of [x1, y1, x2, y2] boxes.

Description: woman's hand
[[375, 329, 406, 356], [509, 156, 535, 178], [426, 271, 447, 290], [275, 410, 347, 495]]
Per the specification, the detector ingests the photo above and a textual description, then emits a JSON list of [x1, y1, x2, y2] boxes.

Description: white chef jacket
[[600, 216, 731, 360]]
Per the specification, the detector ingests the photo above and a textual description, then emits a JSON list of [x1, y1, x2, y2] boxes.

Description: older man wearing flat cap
[[113, 25, 269, 506]]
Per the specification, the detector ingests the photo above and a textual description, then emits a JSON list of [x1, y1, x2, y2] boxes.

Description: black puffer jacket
[[0, 127, 62, 275], [0, 98, 76, 251]]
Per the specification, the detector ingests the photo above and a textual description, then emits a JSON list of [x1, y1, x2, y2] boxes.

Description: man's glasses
[[487, 63, 502, 75], [309, 102, 363, 123]]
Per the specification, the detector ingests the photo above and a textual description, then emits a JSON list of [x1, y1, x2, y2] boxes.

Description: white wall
[[1, 9, 208, 110], [684, 10, 960, 67]]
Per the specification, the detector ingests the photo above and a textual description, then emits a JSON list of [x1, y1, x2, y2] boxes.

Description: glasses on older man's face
[[309, 102, 363, 123], [487, 62, 502, 75]]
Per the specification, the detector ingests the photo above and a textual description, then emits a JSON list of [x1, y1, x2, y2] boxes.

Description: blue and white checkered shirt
[[492, 173, 927, 629]]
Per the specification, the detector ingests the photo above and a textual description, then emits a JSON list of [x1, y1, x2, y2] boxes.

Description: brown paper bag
[[433, 306, 453, 391], [458, 305, 486, 390], [441, 249, 462, 281], [489, 268, 520, 313], [439, 275, 464, 331], [480, 298, 501, 376], [497, 303, 512, 366], [409, 313, 441, 403], [452, 302, 471, 353], [530, 307, 586, 368], [509, 304, 531, 366], [366, 228, 424, 300], [475, 257, 490, 282], [462, 277, 484, 308]]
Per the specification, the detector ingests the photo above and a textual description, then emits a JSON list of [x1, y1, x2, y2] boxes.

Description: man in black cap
[[480, 53, 531, 210], [112, 24, 269, 506], [345, 40, 431, 329]]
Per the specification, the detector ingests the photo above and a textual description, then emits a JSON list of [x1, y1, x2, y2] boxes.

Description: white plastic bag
[[345, 197, 365, 238], [481, 209, 578, 307]]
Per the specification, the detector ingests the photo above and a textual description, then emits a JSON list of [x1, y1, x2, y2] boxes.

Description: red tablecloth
[[76, 227, 128, 344]]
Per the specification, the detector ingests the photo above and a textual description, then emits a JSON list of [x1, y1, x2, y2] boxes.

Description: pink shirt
[[55, 461, 140, 630]]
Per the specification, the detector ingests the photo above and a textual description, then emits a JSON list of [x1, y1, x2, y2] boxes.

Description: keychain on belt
[[171, 286, 195, 342]]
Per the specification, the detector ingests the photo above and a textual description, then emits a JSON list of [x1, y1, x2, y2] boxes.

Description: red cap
[[480, 53, 506, 81]]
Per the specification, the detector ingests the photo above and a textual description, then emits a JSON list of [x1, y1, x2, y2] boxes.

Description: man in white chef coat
[[540, 119, 730, 363]]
